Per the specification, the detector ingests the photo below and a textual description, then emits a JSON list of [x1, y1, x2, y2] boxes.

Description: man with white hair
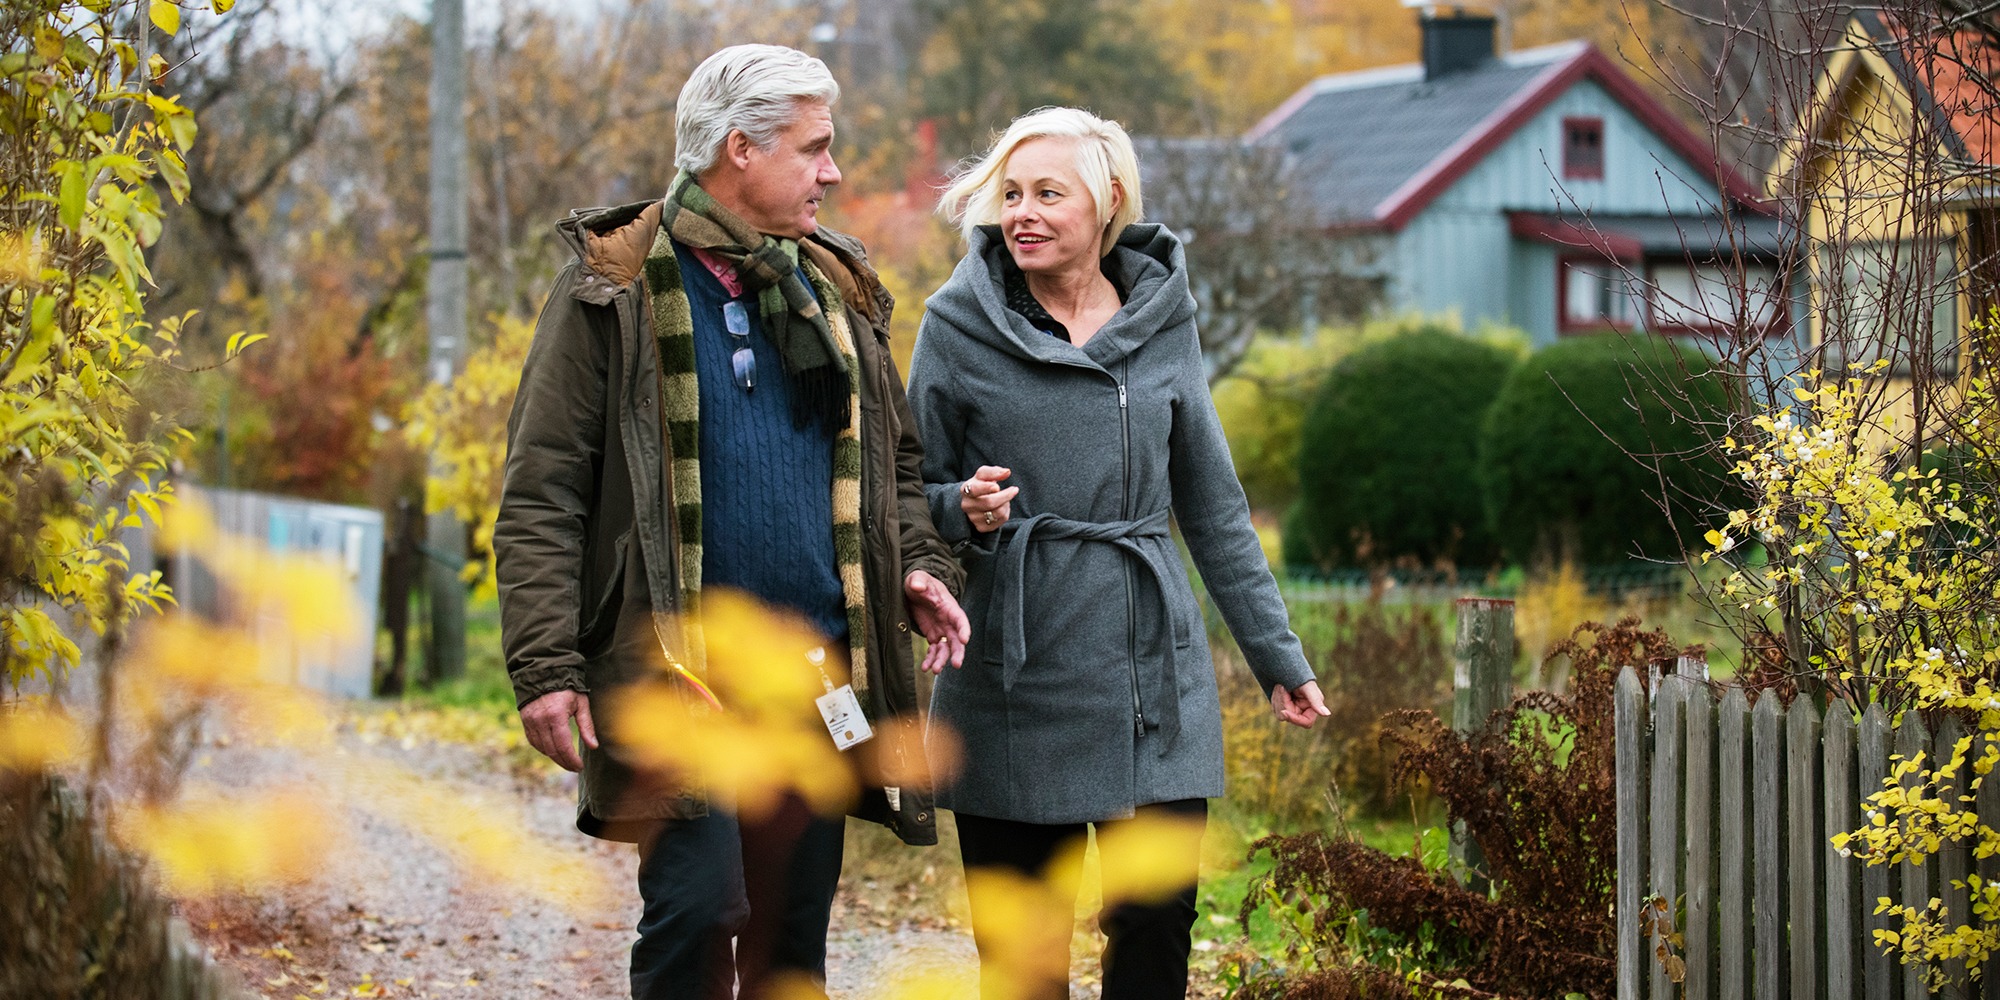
[[494, 44, 970, 999]]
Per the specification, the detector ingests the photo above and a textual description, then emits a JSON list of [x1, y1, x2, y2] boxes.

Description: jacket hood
[[923, 223, 1196, 370], [553, 201, 662, 305]]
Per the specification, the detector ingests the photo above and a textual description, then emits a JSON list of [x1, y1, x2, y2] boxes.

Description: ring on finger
[[984, 510, 995, 525]]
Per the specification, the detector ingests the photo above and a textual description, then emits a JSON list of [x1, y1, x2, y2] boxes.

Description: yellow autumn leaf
[[0, 700, 86, 772], [149, 0, 180, 34]]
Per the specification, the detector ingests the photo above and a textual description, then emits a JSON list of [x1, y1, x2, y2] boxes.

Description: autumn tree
[[1, 0, 196, 682], [1140, 137, 1382, 381], [145, 0, 358, 314], [913, 0, 1193, 159]]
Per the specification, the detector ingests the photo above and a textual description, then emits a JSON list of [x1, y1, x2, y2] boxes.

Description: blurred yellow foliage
[[1073, 812, 1208, 907], [609, 589, 859, 821], [923, 815, 1214, 999], [963, 867, 1075, 997], [155, 503, 361, 644], [116, 790, 334, 897], [0, 231, 39, 284], [1512, 560, 1606, 689], [10, 499, 619, 917], [867, 968, 976, 1000], [402, 314, 537, 598], [0, 699, 85, 772], [359, 765, 612, 917]]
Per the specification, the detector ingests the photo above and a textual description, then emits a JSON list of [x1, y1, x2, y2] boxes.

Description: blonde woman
[[907, 107, 1329, 999]]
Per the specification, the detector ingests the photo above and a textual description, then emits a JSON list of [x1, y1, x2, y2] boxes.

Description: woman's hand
[[959, 465, 1018, 533], [1271, 680, 1330, 729]]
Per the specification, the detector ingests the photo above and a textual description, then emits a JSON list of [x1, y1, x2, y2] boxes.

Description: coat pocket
[[579, 528, 632, 658]]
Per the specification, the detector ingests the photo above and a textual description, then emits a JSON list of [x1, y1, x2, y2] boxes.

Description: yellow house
[[1776, 13, 1992, 418], [1771, 10, 2000, 448]]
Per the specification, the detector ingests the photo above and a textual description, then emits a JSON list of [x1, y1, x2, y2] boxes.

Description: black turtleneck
[[999, 252, 1126, 344]]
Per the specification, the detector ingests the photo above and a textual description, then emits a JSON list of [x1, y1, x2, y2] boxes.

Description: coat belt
[[988, 508, 1189, 743]]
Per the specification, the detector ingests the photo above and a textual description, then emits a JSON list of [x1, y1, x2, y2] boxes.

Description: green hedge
[[1476, 334, 1729, 565], [1291, 326, 1515, 570]]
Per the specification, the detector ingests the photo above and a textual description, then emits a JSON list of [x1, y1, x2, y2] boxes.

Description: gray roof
[[1251, 42, 1585, 225]]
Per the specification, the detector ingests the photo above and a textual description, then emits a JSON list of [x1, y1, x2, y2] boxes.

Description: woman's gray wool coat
[[907, 223, 1317, 825]]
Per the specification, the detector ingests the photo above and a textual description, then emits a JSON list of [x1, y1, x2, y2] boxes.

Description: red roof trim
[[1372, 46, 1771, 231], [1508, 211, 1642, 259]]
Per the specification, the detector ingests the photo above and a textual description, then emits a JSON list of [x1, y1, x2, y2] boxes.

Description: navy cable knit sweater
[[677, 245, 848, 645]]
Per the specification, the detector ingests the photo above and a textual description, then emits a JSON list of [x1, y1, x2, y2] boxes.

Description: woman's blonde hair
[[938, 107, 1143, 257]]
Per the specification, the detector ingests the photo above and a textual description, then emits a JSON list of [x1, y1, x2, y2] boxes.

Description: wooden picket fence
[[1615, 668, 2000, 1000]]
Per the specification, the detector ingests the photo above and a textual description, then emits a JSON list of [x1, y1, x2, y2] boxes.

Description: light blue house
[[1252, 12, 1787, 346]]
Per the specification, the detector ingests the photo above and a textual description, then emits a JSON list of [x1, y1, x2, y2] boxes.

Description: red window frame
[[1643, 259, 1791, 340], [1557, 254, 1640, 336], [1563, 116, 1605, 180]]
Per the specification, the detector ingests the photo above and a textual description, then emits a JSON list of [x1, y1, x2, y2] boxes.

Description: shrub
[[1231, 616, 1687, 999], [1478, 334, 1729, 566], [1212, 333, 1355, 514], [1216, 597, 1450, 831], [0, 777, 186, 999], [1291, 326, 1515, 570], [1278, 500, 1319, 573]]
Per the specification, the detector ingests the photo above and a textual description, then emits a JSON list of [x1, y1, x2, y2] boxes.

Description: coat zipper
[[1118, 369, 1144, 740]]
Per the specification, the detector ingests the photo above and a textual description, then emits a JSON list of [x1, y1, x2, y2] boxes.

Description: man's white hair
[[674, 44, 840, 176]]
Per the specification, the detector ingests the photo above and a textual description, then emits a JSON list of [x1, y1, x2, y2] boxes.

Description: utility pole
[[423, 0, 467, 684]]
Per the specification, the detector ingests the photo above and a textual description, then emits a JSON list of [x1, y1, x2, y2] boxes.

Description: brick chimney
[[1420, 10, 1497, 80]]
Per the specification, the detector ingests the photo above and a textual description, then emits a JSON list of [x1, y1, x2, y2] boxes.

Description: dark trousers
[[631, 793, 846, 1000], [954, 799, 1206, 1000]]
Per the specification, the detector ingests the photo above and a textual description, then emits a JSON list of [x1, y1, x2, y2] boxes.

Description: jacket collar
[[554, 200, 892, 328]]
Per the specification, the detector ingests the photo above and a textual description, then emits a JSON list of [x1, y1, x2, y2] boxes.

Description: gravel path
[[175, 706, 991, 999]]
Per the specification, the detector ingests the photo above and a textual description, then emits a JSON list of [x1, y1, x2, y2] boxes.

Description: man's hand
[[906, 569, 971, 674], [1271, 680, 1331, 729], [520, 689, 598, 772]]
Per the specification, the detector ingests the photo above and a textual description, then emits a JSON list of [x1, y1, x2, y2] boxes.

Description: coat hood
[[923, 223, 1197, 370], [552, 200, 663, 306]]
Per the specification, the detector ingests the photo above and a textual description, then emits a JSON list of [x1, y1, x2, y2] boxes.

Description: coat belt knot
[[988, 508, 1189, 743]]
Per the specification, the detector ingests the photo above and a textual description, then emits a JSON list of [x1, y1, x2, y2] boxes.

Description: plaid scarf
[[642, 202, 871, 697], [660, 172, 851, 431]]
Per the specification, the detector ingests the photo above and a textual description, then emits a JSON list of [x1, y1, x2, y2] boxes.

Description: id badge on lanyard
[[808, 646, 873, 751]]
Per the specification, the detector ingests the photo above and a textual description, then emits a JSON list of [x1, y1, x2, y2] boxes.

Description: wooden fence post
[[1652, 677, 1689, 1000], [1451, 597, 1514, 894], [1718, 688, 1751, 1000], [1617, 667, 1649, 1000], [1825, 702, 1858, 1000], [1939, 717, 1972, 1000], [1898, 712, 1933, 999], [1685, 681, 1715, 1000], [1787, 697, 1824, 1000], [1679, 650, 1710, 681], [1859, 703, 1895, 1000], [1752, 693, 1787, 1000]]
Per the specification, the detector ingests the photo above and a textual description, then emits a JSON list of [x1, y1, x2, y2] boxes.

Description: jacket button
[[916, 811, 929, 823], [897, 622, 907, 633], [640, 397, 651, 408]]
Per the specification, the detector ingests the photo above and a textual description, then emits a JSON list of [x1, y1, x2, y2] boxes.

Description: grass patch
[[400, 592, 516, 713]]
